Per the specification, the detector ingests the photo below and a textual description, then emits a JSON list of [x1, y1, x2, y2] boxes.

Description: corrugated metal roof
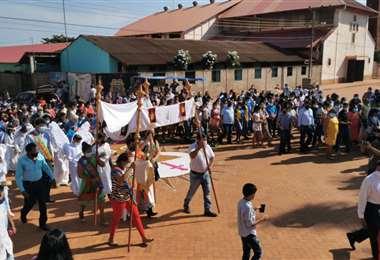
[[82, 35, 303, 65], [221, 0, 377, 18], [115, 0, 241, 36], [212, 26, 336, 49], [0, 43, 68, 64]]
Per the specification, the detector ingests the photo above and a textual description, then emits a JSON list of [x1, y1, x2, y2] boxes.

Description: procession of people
[[0, 79, 379, 259]]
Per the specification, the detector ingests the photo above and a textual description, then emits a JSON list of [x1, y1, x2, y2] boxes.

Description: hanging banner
[[99, 98, 195, 138], [98, 100, 137, 133], [127, 98, 195, 133]]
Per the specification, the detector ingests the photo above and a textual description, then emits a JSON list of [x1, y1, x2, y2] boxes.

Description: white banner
[[128, 98, 195, 133], [99, 98, 195, 139], [98, 100, 137, 133]]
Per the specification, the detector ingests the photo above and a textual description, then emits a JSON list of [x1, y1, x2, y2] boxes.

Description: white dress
[[95, 143, 112, 195], [63, 143, 82, 196], [252, 112, 262, 132]]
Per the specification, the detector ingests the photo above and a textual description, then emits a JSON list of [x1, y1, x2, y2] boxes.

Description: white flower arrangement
[[201, 51, 218, 70], [227, 50, 240, 68], [173, 49, 192, 70]]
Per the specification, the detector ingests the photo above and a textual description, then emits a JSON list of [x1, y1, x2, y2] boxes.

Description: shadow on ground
[[271, 202, 357, 228]]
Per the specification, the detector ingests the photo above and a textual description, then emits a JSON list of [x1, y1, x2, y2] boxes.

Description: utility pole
[[309, 8, 315, 80], [62, 0, 68, 41]]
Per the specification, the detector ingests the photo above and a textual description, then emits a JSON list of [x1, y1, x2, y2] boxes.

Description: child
[[237, 183, 267, 260]]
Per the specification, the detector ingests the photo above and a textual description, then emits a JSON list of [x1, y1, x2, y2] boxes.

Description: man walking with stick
[[183, 131, 218, 217]]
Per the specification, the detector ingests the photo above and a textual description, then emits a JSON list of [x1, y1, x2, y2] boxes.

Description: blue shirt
[[298, 107, 315, 127], [15, 153, 54, 192], [266, 103, 277, 117], [222, 106, 235, 125]]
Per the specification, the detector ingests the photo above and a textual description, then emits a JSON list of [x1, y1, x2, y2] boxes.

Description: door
[[346, 59, 356, 83], [354, 60, 364, 81]]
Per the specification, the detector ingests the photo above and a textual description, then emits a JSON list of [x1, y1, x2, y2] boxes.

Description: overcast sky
[[0, 0, 368, 46]]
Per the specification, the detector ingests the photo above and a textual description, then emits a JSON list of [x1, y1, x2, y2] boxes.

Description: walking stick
[[94, 78, 103, 225], [128, 83, 145, 252], [195, 111, 220, 213]]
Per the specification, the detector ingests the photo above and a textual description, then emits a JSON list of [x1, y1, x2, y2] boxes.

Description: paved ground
[[11, 81, 380, 260]]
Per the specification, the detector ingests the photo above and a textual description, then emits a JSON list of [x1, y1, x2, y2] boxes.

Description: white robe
[[0, 145, 12, 215], [54, 150, 69, 186], [95, 143, 112, 195], [63, 143, 82, 196], [4, 134, 16, 172]]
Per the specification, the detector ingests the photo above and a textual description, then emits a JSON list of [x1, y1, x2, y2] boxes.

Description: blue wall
[[61, 37, 119, 73]]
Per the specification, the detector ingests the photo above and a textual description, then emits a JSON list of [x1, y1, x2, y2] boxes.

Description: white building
[[117, 0, 377, 85]]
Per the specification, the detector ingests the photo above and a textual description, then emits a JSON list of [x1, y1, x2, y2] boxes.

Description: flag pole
[[195, 108, 220, 214], [128, 82, 145, 252], [94, 77, 103, 226]]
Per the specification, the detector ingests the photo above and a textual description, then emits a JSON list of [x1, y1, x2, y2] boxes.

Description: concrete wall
[[61, 37, 118, 73], [139, 65, 322, 98], [322, 9, 375, 83], [184, 17, 217, 40]]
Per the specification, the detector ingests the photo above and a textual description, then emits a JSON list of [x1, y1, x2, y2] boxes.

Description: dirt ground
[[11, 81, 380, 260]]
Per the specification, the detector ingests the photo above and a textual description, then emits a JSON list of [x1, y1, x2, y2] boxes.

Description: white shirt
[[237, 198, 256, 237], [188, 142, 215, 173], [0, 199, 13, 258], [357, 171, 380, 219]]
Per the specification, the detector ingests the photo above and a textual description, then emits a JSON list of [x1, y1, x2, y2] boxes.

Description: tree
[[41, 34, 75, 44]]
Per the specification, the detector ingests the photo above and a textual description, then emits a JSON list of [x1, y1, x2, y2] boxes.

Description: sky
[[0, 0, 368, 46]]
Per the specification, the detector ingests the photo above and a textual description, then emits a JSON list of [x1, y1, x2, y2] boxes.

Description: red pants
[[109, 200, 145, 240]]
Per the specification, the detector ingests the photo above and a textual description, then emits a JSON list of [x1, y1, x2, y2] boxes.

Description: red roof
[[212, 26, 336, 49], [221, 0, 377, 18], [0, 43, 68, 64], [115, 0, 241, 37]]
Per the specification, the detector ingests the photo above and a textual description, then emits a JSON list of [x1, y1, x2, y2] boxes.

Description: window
[[369, 57, 371, 64], [234, 69, 243, 81], [169, 33, 181, 38], [352, 33, 356, 44], [254, 67, 261, 79], [353, 15, 357, 22], [185, 71, 196, 83], [212, 70, 221, 82], [152, 34, 162, 38], [327, 58, 332, 66], [301, 66, 307, 75], [272, 67, 278, 78], [287, 66, 293, 77]]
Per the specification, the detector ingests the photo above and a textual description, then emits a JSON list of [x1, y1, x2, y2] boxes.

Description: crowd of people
[[0, 80, 379, 259]]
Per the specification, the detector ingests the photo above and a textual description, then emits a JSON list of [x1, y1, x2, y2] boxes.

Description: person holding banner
[[108, 153, 153, 247], [135, 132, 158, 218], [77, 142, 106, 224], [183, 132, 217, 217]]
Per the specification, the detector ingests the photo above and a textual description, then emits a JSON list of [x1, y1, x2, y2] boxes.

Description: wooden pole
[[195, 110, 220, 214], [94, 77, 103, 226], [128, 82, 145, 252]]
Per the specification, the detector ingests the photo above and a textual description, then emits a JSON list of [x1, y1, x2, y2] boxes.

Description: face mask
[[85, 152, 92, 158]]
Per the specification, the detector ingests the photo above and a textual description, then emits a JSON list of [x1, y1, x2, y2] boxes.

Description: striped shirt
[[109, 167, 131, 202]]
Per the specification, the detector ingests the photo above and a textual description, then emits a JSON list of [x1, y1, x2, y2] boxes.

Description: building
[[367, 0, 380, 49], [0, 43, 68, 73], [60, 35, 314, 97], [117, 0, 377, 84], [0, 42, 68, 95]]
